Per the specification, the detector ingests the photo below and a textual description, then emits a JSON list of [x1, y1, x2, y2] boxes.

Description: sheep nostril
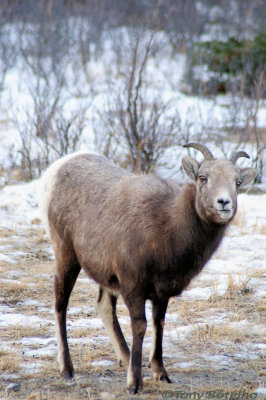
[[217, 198, 231, 208]]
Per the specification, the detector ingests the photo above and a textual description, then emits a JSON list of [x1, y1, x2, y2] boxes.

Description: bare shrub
[[13, 68, 89, 180], [0, 16, 18, 105], [46, 109, 88, 158], [14, 104, 88, 180], [94, 30, 181, 173], [12, 17, 91, 180]]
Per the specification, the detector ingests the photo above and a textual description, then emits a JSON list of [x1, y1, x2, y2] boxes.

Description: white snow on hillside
[[0, 29, 265, 188]]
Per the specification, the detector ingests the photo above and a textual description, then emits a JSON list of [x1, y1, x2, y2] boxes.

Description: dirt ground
[[0, 225, 265, 400]]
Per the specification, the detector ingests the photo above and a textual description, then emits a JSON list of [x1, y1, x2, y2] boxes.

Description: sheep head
[[182, 143, 257, 225]]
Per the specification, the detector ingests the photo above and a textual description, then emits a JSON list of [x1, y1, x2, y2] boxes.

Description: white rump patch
[[37, 152, 87, 235]]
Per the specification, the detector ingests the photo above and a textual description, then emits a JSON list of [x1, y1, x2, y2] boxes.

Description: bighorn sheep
[[38, 143, 256, 394]]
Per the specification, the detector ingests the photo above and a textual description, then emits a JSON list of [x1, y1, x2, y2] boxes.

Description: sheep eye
[[199, 176, 207, 183], [236, 180, 242, 188]]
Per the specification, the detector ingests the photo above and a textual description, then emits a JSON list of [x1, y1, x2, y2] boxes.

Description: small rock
[[48, 339, 57, 345], [31, 217, 41, 225], [6, 383, 21, 392]]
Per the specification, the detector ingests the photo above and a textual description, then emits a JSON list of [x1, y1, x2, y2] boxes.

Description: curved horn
[[183, 142, 214, 161], [230, 151, 250, 165]]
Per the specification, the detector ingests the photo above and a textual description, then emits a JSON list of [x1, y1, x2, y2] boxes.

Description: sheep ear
[[182, 156, 199, 181], [239, 167, 257, 187]]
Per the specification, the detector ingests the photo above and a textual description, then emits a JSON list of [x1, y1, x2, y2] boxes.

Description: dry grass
[[71, 328, 89, 338], [226, 273, 252, 295], [180, 298, 208, 322], [0, 227, 18, 238], [189, 321, 261, 343], [259, 224, 266, 235], [35, 228, 47, 244], [76, 345, 93, 367], [3, 325, 52, 340], [0, 281, 37, 305], [0, 353, 20, 372]]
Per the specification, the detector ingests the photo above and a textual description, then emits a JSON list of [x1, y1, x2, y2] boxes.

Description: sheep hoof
[[62, 370, 74, 380], [127, 386, 139, 395], [160, 375, 172, 383], [152, 366, 172, 383]]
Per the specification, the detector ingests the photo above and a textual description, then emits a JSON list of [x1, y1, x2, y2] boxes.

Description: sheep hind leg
[[149, 298, 171, 383], [54, 253, 81, 379], [97, 287, 130, 367]]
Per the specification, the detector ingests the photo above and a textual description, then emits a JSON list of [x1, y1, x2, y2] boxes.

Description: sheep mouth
[[215, 207, 232, 213], [215, 209, 233, 221]]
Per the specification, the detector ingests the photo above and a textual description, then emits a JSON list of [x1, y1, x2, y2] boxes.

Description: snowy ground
[[0, 177, 265, 399]]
